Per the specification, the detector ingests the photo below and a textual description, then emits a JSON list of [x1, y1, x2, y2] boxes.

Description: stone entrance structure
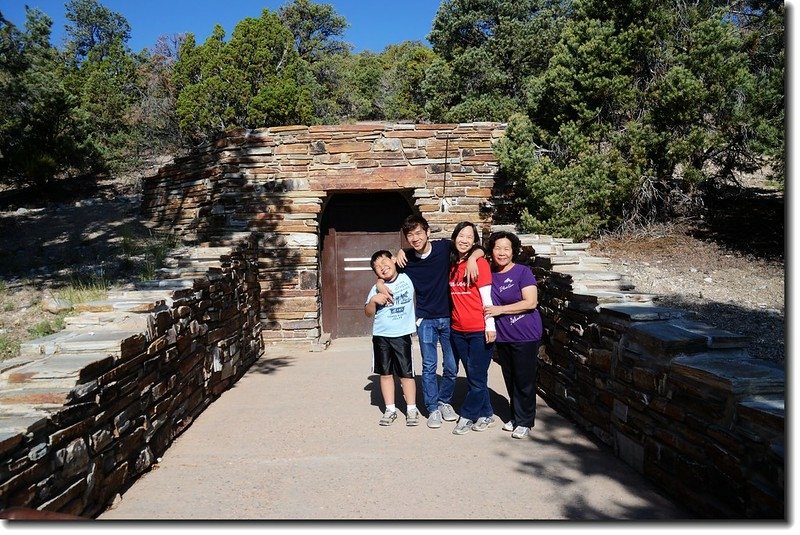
[[142, 122, 506, 343]]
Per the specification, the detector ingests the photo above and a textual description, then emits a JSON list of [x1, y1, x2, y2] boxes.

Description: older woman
[[448, 221, 496, 435], [483, 231, 543, 439]]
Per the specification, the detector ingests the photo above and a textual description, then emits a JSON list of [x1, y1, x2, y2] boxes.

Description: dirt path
[[99, 337, 691, 520]]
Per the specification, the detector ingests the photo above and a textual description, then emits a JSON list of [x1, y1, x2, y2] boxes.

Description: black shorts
[[372, 335, 414, 378]]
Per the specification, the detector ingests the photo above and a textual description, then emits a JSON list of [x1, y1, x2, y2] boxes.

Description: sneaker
[[452, 417, 474, 435], [379, 409, 397, 426], [471, 416, 496, 432], [438, 402, 458, 422], [502, 420, 514, 432], [427, 409, 443, 428], [406, 409, 420, 427], [511, 425, 530, 439]]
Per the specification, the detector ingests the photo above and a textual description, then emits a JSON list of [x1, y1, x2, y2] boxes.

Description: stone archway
[[320, 191, 414, 338]]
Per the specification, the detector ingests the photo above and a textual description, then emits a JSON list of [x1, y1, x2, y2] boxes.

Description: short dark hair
[[402, 214, 429, 235], [370, 250, 393, 269], [486, 231, 522, 262]]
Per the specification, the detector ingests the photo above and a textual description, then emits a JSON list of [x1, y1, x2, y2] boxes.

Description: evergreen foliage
[[0, 8, 96, 186], [64, 0, 131, 64], [173, 11, 312, 142], [484, 0, 785, 238], [426, 0, 568, 121], [0, 0, 785, 242]]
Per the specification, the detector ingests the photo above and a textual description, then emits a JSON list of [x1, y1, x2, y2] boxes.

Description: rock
[[41, 295, 73, 314]]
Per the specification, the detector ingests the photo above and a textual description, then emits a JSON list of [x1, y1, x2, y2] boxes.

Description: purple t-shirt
[[491, 263, 543, 343]]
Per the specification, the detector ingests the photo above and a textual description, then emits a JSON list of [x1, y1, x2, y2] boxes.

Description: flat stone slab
[[736, 397, 785, 435], [0, 414, 49, 435], [625, 321, 710, 356], [64, 312, 149, 330], [0, 430, 24, 457], [573, 280, 634, 292], [132, 280, 194, 291], [20, 331, 83, 357], [584, 290, 658, 303], [669, 319, 750, 349], [0, 387, 72, 409], [184, 247, 233, 258], [552, 269, 622, 281], [600, 303, 697, 322], [671, 353, 785, 397], [546, 256, 582, 266], [108, 289, 173, 300], [157, 268, 217, 278], [522, 244, 562, 255], [576, 256, 611, 264], [55, 330, 142, 355], [74, 299, 163, 313], [561, 242, 590, 251], [0, 353, 114, 387], [0, 355, 40, 374]]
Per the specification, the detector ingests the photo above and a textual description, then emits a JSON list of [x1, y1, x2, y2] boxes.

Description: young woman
[[483, 231, 543, 439], [447, 222, 496, 435]]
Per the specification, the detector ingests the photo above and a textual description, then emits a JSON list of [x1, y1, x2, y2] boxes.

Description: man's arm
[[395, 248, 408, 268]]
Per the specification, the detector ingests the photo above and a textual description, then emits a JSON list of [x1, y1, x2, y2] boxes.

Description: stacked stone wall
[[0, 237, 263, 517], [511, 231, 785, 519], [141, 122, 505, 343]]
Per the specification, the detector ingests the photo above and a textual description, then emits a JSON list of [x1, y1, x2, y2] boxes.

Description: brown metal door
[[322, 229, 406, 338]]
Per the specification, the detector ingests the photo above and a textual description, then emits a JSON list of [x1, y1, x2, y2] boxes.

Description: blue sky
[[2, 0, 442, 53]]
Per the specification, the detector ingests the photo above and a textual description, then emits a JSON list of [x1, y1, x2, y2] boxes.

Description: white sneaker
[[452, 417, 474, 435], [511, 425, 530, 439], [406, 409, 420, 426], [471, 416, 496, 432], [438, 402, 458, 421], [502, 420, 514, 432], [379, 409, 397, 426], [427, 409, 443, 428]]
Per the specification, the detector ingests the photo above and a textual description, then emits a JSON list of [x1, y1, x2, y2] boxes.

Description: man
[[391, 215, 482, 428]]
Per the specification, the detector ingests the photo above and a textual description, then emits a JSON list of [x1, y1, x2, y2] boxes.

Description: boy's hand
[[395, 249, 408, 268], [376, 278, 394, 304], [371, 293, 392, 307]]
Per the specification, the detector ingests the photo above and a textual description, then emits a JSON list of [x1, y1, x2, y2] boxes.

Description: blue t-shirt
[[491, 263, 543, 342], [400, 239, 451, 319], [365, 272, 416, 337]]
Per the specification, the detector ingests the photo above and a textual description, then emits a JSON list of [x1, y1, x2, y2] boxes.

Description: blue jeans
[[417, 317, 458, 413], [450, 330, 494, 422]]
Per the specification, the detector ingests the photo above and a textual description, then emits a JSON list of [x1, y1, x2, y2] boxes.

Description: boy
[[365, 250, 419, 426]]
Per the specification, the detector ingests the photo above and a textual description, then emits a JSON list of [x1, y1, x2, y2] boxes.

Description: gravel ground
[[591, 227, 785, 364]]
